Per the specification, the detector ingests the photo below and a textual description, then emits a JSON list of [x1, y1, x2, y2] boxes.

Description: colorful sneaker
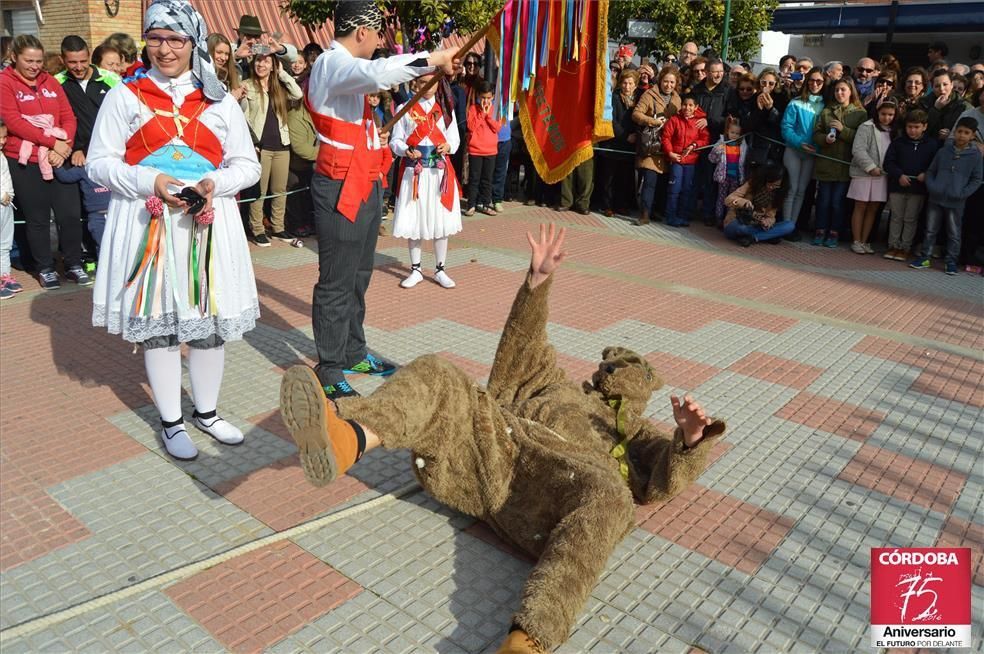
[[908, 257, 931, 269], [0, 273, 22, 293], [812, 231, 825, 246], [823, 236, 839, 248], [344, 353, 397, 376], [65, 266, 92, 286], [0, 285, 13, 300], [944, 262, 958, 276], [322, 379, 360, 401]]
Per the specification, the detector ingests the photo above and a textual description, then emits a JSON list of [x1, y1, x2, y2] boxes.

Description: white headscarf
[[144, 0, 225, 101]]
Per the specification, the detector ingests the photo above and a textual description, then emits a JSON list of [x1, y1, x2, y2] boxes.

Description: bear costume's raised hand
[[280, 224, 727, 653]]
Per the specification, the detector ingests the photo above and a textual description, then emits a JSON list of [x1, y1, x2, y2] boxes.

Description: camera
[[789, 72, 804, 81]]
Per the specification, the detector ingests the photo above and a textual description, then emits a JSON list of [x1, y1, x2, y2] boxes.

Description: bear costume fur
[[282, 227, 727, 652]]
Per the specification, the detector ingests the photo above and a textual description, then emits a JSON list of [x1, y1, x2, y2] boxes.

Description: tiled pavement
[[1, 204, 981, 653]]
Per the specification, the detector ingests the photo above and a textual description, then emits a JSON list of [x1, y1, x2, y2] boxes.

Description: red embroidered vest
[[397, 102, 460, 212], [306, 98, 392, 222], [123, 77, 223, 169]]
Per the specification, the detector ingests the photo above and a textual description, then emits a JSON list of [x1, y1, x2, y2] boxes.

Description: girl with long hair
[[811, 77, 868, 247], [780, 66, 824, 230], [722, 163, 795, 246], [848, 100, 897, 253], [240, 52, 303, 245], [207, 33, 244, 101]]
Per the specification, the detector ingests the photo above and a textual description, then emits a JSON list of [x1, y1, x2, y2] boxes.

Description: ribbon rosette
[[195, 208, 214, 225]]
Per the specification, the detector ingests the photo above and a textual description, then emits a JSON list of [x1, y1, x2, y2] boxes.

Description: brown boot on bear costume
[[280, 366, 366, 486], [281, 224, 727, 651]]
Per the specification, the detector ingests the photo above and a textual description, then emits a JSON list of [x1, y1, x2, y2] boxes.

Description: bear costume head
[[587, 346, 663, 415]]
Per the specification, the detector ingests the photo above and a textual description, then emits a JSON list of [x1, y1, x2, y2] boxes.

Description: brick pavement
[[0, 204, 981, 653]]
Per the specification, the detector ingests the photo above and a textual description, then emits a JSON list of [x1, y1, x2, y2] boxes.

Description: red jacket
[[0, 67, 76, 164], [466, 104, 500, 156], [661, 107, 710, 165]]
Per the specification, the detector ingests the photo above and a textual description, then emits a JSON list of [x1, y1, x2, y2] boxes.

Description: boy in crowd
[[910, 116, 983, 274], [465, 80, 500, 216], [661, 94, 710, 227], [882, 110, 940, 260]]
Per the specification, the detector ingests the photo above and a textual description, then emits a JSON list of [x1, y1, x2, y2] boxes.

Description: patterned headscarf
[[334, 1, 384, 33], [144, 0, 225, 102]]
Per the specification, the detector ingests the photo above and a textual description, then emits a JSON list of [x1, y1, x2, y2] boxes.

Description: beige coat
[[632, 88, 680, 173], [240, 69, 303, 148], [337, 272, 726, 650]]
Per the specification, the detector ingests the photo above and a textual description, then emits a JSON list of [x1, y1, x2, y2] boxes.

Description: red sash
[[307, 97, 390, 223], [397, 103, 460, 212], [123, 77, 223, 169]]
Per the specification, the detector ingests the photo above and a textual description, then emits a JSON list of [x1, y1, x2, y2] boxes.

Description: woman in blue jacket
[[780, 67, 825, 227]]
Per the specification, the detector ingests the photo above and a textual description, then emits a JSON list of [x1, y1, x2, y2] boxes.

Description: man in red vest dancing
[[306, 1, 460, 400]]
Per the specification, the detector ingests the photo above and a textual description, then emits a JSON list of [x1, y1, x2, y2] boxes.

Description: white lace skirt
[[92, 195, 259, 343], [391, 167, 463, 240]]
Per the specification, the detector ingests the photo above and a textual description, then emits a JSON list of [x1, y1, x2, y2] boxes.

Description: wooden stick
[[380, 23, 494, 134]]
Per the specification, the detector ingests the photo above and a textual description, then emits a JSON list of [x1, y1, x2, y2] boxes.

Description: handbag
[[639, 123, 663, 156]]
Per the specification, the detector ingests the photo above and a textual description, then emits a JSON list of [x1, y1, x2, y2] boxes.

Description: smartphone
[[641, 56, 650, 68], [175, 187, 206, 215], [251, 44, 272, 56], [789, 72, 804, 81]]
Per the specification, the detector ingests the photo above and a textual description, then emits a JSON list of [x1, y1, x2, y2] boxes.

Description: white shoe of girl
[[160, 423, 198, 460], [434, 268, 456, 289], [400, 268, 424, 288], [193, 411, 245, 445]]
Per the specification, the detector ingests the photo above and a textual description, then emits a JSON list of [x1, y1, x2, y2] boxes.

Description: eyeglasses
[[877, 79, 895, 86], [858, 67, 875, 74], [465, 62, 479, 68], [808, 78, 825, 85], [144, 33, 192, 49]]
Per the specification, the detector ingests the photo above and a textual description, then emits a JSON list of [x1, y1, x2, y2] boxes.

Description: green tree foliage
[[608, 0, 777, 60], [282, 0, 504, 50]]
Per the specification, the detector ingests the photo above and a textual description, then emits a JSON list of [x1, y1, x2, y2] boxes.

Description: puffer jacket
[[661, 107, 710, 165], [925, 140, 983, 209], [780, 94, 824, 150], [632, 88, 680, 173], [849, 119, 892, 178], [812, 103, 868, 182], [240, 68, 304, 148]]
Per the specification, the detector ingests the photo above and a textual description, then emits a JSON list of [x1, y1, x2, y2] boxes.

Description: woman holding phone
[[87, 0, 261, 461]]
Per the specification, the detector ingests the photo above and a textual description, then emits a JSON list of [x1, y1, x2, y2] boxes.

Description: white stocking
[[407, 239, 422, 266], [433, 237, 449, 268], [188, 346, 225, 414], [144, 346, 183, 423]]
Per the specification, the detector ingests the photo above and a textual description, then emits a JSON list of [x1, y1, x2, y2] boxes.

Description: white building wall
[[758, 31, 984, 70]]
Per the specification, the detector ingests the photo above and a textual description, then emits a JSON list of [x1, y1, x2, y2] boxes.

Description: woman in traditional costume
[[87, 0, 261, 460]]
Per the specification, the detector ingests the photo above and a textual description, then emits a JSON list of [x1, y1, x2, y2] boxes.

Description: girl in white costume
[[87, 0, 261, 460], [389, 75, 462, 289]]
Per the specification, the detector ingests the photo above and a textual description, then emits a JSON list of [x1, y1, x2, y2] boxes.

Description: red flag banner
[[489, 0, 612, 184]]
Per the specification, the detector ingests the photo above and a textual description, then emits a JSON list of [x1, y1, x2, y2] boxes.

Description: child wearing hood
[[910, 116, 983, 275], [661, 94, 710, 226]]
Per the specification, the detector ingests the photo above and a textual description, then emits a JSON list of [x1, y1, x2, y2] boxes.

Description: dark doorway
[[868, 41, 930, 73]]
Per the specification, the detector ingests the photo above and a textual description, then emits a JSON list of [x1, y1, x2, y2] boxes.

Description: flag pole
[[380, 24, 494, 134]]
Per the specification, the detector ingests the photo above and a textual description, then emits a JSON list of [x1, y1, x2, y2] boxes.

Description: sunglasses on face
[[858, 67, 875, 74], [877, 79, 894, 86], [465, 61, 479, 68]]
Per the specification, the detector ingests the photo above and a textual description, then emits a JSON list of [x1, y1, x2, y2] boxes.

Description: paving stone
[[0, 590, 220, 653], [0, 455, 269, 628]]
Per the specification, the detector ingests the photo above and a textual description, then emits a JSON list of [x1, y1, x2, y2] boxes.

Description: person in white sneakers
[[86, 0, 261, 460], [389, 73, 462, 289]]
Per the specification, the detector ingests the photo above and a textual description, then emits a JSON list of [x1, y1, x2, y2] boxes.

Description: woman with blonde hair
[[207, 33, 244, 101], [240, 52, 303, 245]]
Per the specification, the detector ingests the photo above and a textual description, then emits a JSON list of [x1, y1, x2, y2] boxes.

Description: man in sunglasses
[[854, 57, 880, 101]]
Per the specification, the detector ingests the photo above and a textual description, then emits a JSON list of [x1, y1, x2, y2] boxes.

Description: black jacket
[[693, 80, 728, 138], [883, 135, 941, 194], [57, 65, 116, 155]]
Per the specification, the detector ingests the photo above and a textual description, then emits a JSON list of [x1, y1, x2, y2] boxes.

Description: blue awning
[[770, 1, 984, 34]]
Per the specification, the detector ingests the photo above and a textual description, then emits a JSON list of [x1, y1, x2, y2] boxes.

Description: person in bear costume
[[280, 223, 727, 653]]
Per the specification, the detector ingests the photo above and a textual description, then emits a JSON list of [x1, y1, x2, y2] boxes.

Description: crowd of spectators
[[0, 22, 982, 300]]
